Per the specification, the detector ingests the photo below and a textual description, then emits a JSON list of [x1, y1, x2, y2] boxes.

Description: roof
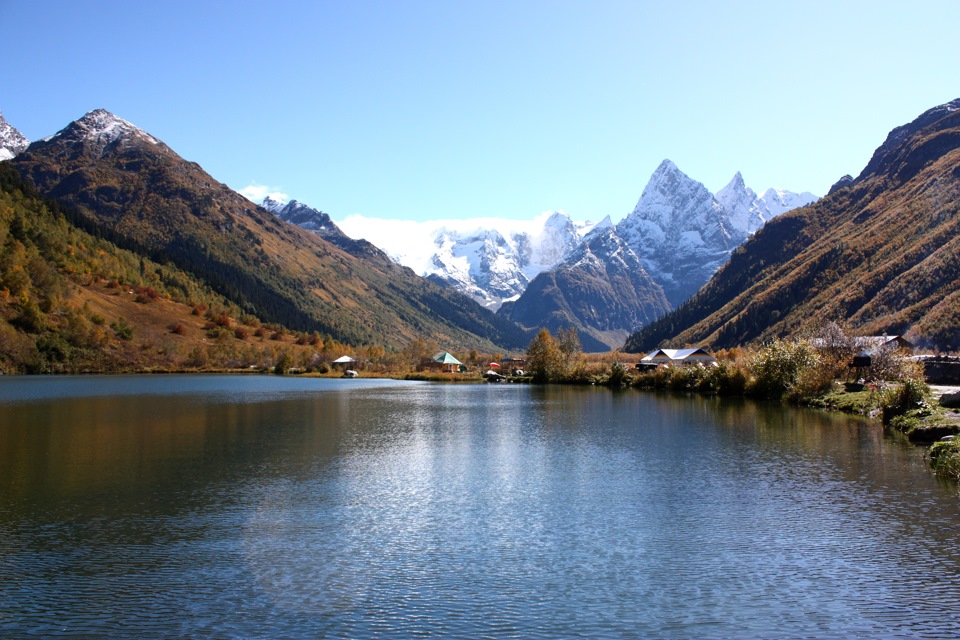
[[332, 355, 356, 363], [854, 335, 913, 349], [641, 348, 716, 362], [432, 351, 462, 365]]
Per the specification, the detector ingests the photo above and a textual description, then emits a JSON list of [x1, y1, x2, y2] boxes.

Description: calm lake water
[[1, 375, 959, 639]]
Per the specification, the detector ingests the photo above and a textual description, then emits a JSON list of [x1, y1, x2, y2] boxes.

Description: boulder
[[940, 392, 960, 408]]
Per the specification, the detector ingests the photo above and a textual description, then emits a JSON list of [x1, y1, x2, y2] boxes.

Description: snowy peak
[[48, 109, 160, 158], [615, 160, 816, 306], [335, 210, 596, 310], [260, 197, 344, 237], [627, 159, 725, 231], [716, 171, 763, 234], [756, 187, 818, 218], [0, 112, 29, 161], [260, 195, 288, 213]]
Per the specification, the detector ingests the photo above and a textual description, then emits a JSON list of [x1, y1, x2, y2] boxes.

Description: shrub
[[234, 326, 249, 340], [747, 339, 820, 400], [713, 361, 748, 396], [880, 376, 931, 424], [169, 323, 187, 335], [110, 317, 134, 340], [134, 286, 159, 303], [928, 440, 960, 481], [785, 360, 838, 403], [606, 360, 629, 387], [206, 326, 228, 340]]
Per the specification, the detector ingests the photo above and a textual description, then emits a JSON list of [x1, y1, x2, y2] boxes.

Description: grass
[[806, 386, 881, 416]]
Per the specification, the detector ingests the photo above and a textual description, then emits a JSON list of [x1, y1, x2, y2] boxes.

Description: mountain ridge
[[624, 98, 960, 352], [0, 112, 29, 161], [500, 161, 816, 350], [12, 109, 530, 352]]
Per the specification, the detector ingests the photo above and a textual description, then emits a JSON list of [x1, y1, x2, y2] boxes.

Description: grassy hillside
[[0, 163, 351, 373]]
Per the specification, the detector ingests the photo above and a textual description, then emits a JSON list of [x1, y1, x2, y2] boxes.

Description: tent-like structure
[[433, 351, 463, 373]]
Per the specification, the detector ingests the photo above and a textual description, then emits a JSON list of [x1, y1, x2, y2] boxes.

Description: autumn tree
[[527, 328, 563, 382], [557, 326, 583, 374]]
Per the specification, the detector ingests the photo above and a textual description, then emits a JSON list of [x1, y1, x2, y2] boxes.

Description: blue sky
[[2, 0, 958, 222]]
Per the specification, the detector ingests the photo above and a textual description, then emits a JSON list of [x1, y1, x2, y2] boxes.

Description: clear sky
[[2, 0, 958, 223]]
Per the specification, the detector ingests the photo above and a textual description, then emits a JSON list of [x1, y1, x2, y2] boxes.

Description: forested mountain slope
[[11, 110, 528, 352]]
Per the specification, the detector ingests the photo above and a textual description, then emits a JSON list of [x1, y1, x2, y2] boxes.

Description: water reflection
[[1, 378, 959, 638]]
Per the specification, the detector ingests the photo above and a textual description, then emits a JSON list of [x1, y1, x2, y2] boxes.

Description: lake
[[1, 375, 959, 638]]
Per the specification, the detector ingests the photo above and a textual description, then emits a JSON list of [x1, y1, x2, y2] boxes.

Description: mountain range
[[327, 211, 604, 311], [497, 161, 816, 349], [7, 109, 530, 353], [625, 98, 960, 352], [3, 97, 958, 362], [330, 173, 814, 319]]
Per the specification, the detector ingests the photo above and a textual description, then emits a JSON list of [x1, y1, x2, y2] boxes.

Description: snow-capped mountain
[[500, 225, 670, 351], [756, 187, 818, 219], [43, 109, 160, 158], [337, 211, 601, 310], [261, 159, 814, 343], [715, 172, 817, 235], [427, 211, 598, 308], [0, 112, 29, 161], [502, 159, 818, 349], [615, 160, 817, 306], [616, 159, 747, 306]]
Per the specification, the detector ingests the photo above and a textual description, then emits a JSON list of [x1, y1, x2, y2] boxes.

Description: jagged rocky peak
[[756, 187, 818, 217], [0, 112, 29, 161], [828, 174, 855, 195], [534, 211, 581, 265], [717, 173, 818, 234], [259, 196, 347, 239], [48, 109, 160, 157], [859, 98, 960, 181], [260, 195, 287, 213], [716, 171, 762, 234], [625, 159, 730, 232]]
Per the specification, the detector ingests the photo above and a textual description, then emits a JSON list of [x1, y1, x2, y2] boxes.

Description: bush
[[880, 376, 931, 424], [110, 317, 134, 340], [606, 360, 629, 387], [785, 360, 838, 403], [748, 339, 820, 400], [134, 286, 159, 303], [928, 440, 960, 480]]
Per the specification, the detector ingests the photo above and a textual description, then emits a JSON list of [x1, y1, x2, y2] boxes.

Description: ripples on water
[[1, 377, 959, 638]]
